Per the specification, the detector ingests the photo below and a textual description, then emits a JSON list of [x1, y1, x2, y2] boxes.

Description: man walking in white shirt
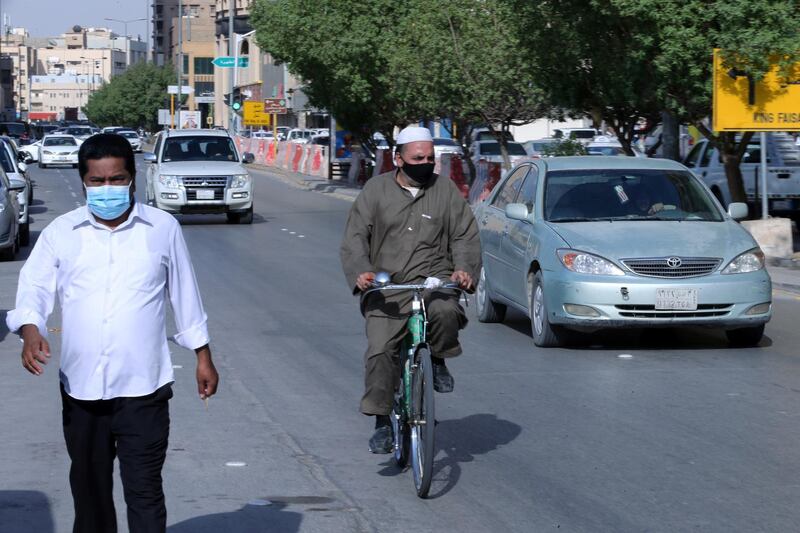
[[7, 133, 218, 533]]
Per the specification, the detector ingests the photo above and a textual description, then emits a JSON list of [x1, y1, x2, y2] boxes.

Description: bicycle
[[365, 272, 466, 498]]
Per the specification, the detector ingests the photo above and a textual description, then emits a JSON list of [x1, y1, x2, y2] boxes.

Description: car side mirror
[[17, 162, 27, 173], [242, 152, 255, 164], [16, 152, 26, 162], [143, 152, 157, 163], [505, 202, 533, 223], [728, 202, 748, 221], [24, 155, 33, 164]]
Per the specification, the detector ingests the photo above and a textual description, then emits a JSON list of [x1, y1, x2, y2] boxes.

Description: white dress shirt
[[7, 202, 210, 400]]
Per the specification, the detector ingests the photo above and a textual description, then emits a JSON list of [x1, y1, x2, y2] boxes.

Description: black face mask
[[401, 159, 435, 186]]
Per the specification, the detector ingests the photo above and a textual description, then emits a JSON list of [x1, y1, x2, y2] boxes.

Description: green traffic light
[[232, 102, 241, 111]]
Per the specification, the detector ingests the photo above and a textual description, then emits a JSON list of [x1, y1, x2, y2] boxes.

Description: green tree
[[84, 62, 176, 130], [609, 0, 800, 204]]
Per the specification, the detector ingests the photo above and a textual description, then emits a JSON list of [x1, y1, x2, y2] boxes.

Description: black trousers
[[61, 383, 172, 533]]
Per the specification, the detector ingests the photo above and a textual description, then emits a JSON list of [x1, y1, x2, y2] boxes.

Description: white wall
[[511, 117, 594, 142]]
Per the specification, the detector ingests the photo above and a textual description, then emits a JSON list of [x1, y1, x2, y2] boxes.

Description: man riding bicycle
[[340, 126, 481, 454]]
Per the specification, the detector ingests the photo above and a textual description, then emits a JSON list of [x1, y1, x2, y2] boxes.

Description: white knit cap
[[396, 126, 433, 145]]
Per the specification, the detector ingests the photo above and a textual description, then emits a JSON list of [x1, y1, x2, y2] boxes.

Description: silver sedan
[[473, 157, 772, 347]]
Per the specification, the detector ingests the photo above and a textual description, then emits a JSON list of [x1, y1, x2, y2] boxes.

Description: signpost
[[712, 50, 800, 219], [158, 109, 171, 126], [243, 101, 271, 126], [167, 85, 194, 94], [212, 56, 249, 68]]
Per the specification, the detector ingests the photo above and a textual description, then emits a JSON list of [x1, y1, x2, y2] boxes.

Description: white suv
[[144, 129, 255, 223]]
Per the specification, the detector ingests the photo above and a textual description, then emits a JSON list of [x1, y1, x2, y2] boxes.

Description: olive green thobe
[[340, 171, 481, 415]]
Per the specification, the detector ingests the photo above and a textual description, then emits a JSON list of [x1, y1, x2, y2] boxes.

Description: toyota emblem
[[666, 257, 682, 268]]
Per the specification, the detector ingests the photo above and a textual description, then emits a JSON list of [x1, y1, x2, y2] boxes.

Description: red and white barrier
[[469, 160, 503, 204], [438, 153, 470, 199], [372, 148, 396, 178]]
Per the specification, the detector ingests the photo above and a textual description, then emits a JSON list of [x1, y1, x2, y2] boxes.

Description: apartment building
[[1, 28, 37, 120]]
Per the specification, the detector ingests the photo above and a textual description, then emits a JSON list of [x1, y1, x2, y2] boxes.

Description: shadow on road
[[0, 490, 55, 533], [167, 502, 301, 533], [376, 413, 521, 499]]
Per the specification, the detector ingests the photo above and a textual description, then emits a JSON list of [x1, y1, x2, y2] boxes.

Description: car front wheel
[[530, 271, 568, 347]]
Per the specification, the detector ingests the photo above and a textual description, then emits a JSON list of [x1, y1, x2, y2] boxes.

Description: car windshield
[[571, 130, 596, 139], [119, 131, 138, 138], [66, 127, 91, 136], [587, 146, 626, 156], [44, 137, 77, 146], [545, 169, 723, 222], [434, 138, 457, 146], [479, 142, 527, 156], [162, 136, 239, 162], [530, 142, 553, 152], [0, 123, 26, 136]]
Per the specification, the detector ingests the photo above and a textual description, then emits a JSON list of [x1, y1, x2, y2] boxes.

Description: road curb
[[249, 163, 359, 202]]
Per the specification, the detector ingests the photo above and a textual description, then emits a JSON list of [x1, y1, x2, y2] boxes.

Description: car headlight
[[722, 248, 764, 274], [42, 150, 53, 155], [70, 150, 78, 155], [230, 174, 251, 188], [159, 175, 181, 188], [557, 249, 625, 276]]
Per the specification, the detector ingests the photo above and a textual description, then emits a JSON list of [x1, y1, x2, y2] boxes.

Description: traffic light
[[231, 87, 242, 112]]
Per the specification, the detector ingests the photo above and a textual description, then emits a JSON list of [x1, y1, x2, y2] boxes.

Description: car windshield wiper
[[547, 216, 622, 222]]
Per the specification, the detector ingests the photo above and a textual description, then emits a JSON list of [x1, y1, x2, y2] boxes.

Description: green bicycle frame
[[400, 292, 426, 419]]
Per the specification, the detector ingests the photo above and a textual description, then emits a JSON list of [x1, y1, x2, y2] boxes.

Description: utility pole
[[176, 0, 182, 128], [228, 0, 235, 133]]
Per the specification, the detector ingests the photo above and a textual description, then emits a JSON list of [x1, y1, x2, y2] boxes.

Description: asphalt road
[[2, 155, 800, 532]]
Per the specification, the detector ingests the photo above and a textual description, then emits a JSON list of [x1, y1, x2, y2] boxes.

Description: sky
[[1, 0, 150, 40]]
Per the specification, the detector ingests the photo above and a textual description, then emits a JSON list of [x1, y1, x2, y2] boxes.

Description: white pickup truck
[[683, 133, 800, 220]]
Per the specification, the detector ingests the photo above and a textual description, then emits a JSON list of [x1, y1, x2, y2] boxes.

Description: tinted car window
[[0, 144, 14, 173], [684, 142, 704, 167], [119, 131, 139, 139], [434, 138, 457, 146], [479, 142, 527, 156], [517, 167, 539, 211], [0, 123, 27, 136], [162, 136, 238, 162], [44, 137, 77, 146], [66, 127, 92, 136], [545, 169, 723, 222], [491, 166, 527, 209]]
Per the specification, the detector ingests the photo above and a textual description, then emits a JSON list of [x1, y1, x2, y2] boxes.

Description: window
[[194, 81, 214, 95], [162, 136, 238, 162], [517, 166, 539, 212], [491, 166, 528, 210], [194, 57, 213, 75], [182, 55, 189, 72]]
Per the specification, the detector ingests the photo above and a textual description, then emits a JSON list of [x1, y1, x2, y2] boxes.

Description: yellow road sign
[[243, 101, 271, 126], [713, 49, 800, 132]]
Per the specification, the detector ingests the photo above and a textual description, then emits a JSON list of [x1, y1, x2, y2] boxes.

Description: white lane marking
[[172, 365, 183, 369], [289, 231, 296, 235], [225, 461, 247, 467], [70, 191, 77, 197], [618, 354, 633, 359], [281, 228, 288, 231], [298, 235, 305, 238], [247, 499, 272, 507]]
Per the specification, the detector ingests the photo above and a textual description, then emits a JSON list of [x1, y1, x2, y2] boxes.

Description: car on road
[[39, 135, 80, 169], [553, 128, 599, 145], [0, 121, 36, 147], [286, 128, 314, 144], [433, 137, 463, 159], [0, 137, 30, 245], [469, 140, 528, 168], [117, 130, 142, 152], [0, 164, 22, 260], [523, 138, 559, 157], [144, 129, 256, 223], [251, 130, 274, 140], [473, 156, 772, 347], [63, 126, 94, 142], [18, 139, 42, 162], [586, 138, 646, 157]]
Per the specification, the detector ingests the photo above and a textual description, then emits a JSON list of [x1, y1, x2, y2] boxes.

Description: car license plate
[[655, 288, 698, 310], [196, 189, 215, 200]]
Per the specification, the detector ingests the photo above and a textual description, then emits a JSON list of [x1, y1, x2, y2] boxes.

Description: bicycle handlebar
[[363, 281, 466, 297]]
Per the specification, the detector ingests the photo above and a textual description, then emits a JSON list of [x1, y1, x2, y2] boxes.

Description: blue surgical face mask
[[85, 183, 133, 220]]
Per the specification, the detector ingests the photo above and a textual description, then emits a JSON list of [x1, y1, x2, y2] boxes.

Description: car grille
[[615, 303, 733, 318], [621, 257, 722, 278], [182, 176, 227, 201]]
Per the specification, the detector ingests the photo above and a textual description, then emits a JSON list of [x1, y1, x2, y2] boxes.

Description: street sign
[[179, 110, 201, 129], [212, 56, 249, 68], [713, 49, 800, 131], [195, 96, 215, 104], [158, 109, 171, 126], [243, 101, 271, 126], [263, 98, 288, 115], [168, 85, 194, 95]]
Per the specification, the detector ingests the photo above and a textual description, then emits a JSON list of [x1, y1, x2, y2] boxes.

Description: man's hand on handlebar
[[450, 270, 474, 291], [357, 271, 376, 291]]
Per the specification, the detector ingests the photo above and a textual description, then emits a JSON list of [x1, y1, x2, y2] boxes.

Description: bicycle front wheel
[[410, 345, 435, 498]]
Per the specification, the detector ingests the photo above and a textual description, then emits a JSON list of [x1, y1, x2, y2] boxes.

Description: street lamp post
[[104, 17, 146, 66]]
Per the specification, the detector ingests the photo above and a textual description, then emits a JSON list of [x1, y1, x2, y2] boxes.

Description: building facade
[[1, 28, 37, 121]]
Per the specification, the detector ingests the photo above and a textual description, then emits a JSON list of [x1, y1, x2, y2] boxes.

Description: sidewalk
[[249, 162, 362, 202]]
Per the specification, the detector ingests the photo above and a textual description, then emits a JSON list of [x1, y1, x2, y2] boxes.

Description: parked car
[[18, 139, 42, 162], [0, 121, 35, 147], [473, 156, 771, 347], [586, 138, 646, 157], [433, 137, 463, 158], [117, 130, 142, 152], [523, 138, 559, 157], [286, 128, 314, 143], [0, 163, 21, 260], [0, 137, 30, 245], [250, 130, 274, 139], [102, 126, 126, 134], [39, 135, 80, 168], [469, 140, 528, 168], [469, 127, 515, 143], [275, 126, 290, 141], [311, 134, 330, 146], [553, 128, 599, 145], [144, 129, 255, 224], [683, 133, 800, 219], [63, 126, 94, 142]]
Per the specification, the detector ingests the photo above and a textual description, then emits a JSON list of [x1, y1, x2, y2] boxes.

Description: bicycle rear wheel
[[410, 345, 435, 497]]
